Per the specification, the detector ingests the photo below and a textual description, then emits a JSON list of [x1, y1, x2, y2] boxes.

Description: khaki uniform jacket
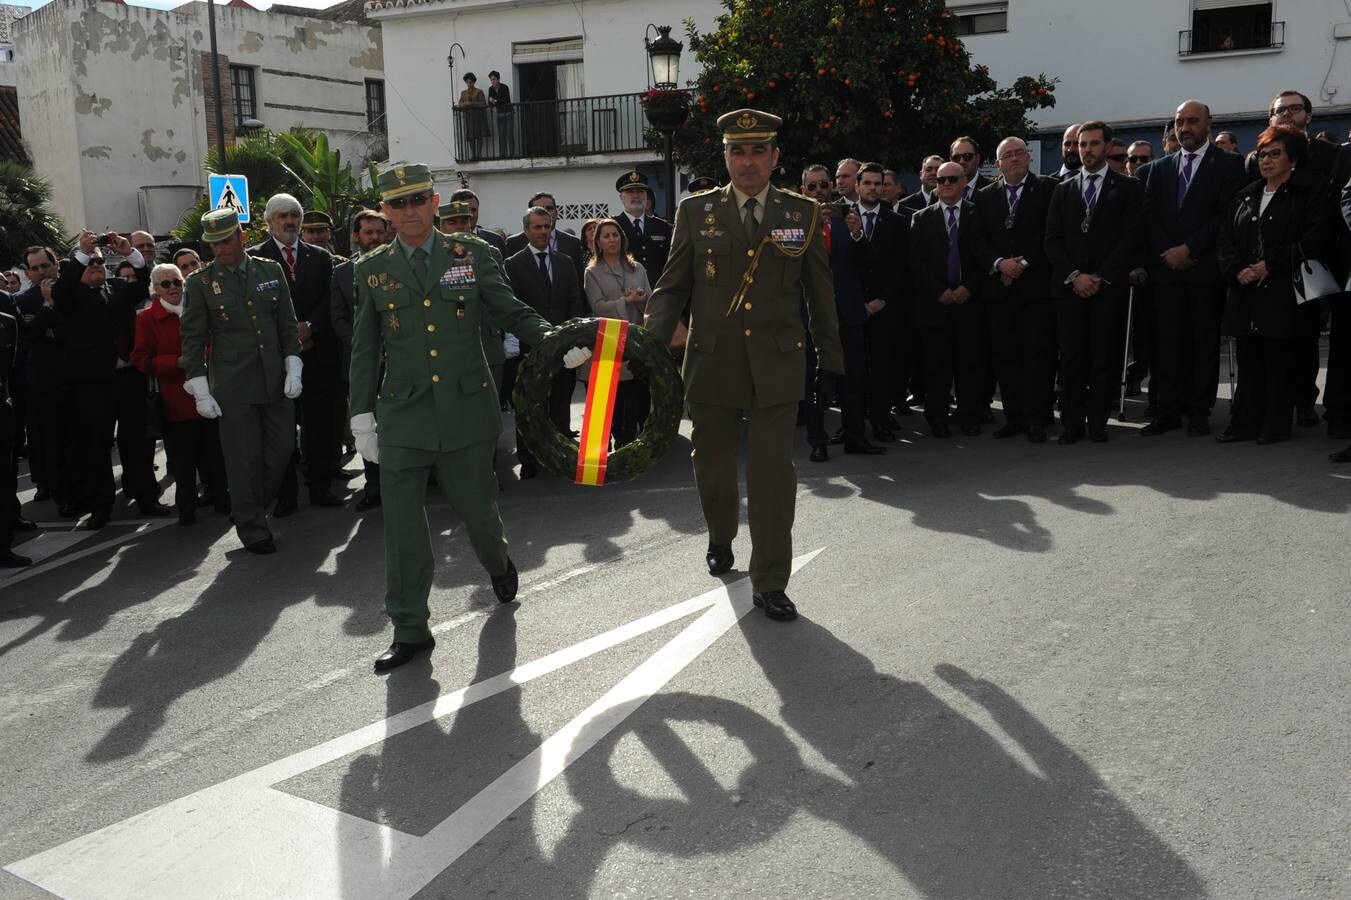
[[350, 232, 551, 452], [181, 256, 301, 405], [644, 184, 843, 409]]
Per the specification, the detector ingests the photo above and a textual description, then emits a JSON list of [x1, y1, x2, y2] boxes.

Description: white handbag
[[1293, 254, 1339, 305]]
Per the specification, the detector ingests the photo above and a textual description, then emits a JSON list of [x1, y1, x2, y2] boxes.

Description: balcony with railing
[[1179, 19, 1284, 56], [451, 93, 650, 164]]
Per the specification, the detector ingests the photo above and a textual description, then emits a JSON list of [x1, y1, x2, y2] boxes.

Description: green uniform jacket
[[181, 256, 301, 404], [350, 231, 551, 452], [479, 243, 507, 367], [644, 183, 844, 409]]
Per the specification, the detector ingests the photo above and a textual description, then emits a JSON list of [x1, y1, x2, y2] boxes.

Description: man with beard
[[1053, 124, 1082, 181]]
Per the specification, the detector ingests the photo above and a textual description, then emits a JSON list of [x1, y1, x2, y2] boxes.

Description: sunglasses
[[1128, 155, 1153, 164], [935, 175, 963, 185], [950, 152, 976, 163], [1255, 148, 1285, 160], [386, 192, 432, 210], [1107, 153, 1128, 163], [158, 279, 183, 289], [804, 180, 830, 190]]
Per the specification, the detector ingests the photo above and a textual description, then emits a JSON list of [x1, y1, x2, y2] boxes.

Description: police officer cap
[[716, 108, 782, 145], [770, 165, 796, 188], [301, 210, 333, 228], [377, 163, 435, 201], [616, 170, 650, 192], [687, 176, 719, 193], [201, 208, 240, 243]]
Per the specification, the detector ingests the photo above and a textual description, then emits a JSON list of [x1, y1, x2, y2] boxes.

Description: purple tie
[[946, 206, 961, 287], [1176, 152, 1197, 206], [864, 210, 876, 239], [1006, 183, 1022, 213], [1083, 173, 1100, 216]]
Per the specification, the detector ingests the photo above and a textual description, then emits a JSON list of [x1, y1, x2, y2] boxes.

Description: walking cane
[[1118, 285, 1135, 421], [1227, 337, 1237, 413]]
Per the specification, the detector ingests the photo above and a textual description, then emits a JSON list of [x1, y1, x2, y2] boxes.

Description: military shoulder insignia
[[368, 275, 380, 288]]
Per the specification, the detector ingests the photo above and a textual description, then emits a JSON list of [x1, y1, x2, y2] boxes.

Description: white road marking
[[0, 521, 176, 589], [6, 550, 824, 899]]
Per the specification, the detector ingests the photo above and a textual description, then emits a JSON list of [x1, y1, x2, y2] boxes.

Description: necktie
[[1006, 183, 1022, 213], [946, 206, 961, 287], [283, 243, 296, 274], [411, 246, 428, 287], [1176, 152, 1197, 206], [537, 251, 551, 290], [863, 210, 876, 240], [743, 197, 759, 239], [1083, 173, 1100, 216], [634, 217, 643, 238]]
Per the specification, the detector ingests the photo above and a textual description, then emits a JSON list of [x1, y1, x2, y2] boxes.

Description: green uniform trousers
[[380, 440, 510, 643], [218, 400, 295, 546], [687, 401, 798, 593]]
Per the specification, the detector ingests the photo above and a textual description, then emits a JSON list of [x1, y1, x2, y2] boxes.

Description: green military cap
[[438, 200, 473, 220], [301, 210, 333, 228], [616, 170, 650, 192], [687, 176, 719, 193], [377, 163, 435, 201], [716, 108, 782, 145], [201, 208, 240, 243]]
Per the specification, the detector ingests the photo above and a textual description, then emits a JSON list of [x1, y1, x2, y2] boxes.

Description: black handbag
[[146, 377, 166, 440]]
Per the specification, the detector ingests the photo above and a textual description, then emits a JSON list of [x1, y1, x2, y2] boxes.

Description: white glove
[[351, 412, 379, 464], [563, 346, 593, 369], [184, 376, 222, 419], [284, 355, 303, 399]]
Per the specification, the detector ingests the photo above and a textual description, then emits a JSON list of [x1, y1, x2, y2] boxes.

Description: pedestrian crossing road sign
[[208, 174, 250, 224]]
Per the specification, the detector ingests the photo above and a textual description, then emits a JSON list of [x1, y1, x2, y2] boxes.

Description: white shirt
[[272, 236, 299, 258], [730, 184, 771, 228], [1259, 187, 1278, 216], [626, 213, 646, 234], [940, 202, 963, 227], [532, 247, 553, 281], [1080, 166, 1108, 204], [1176, 141, 1209, 199], [855, 199, 882, 241]]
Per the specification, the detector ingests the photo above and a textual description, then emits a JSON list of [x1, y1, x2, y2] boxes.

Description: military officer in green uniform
[[181, 209, 304, 554], [643, 109, 844, 621], [351, 164, 557, 673], [439, 200, 508, 399]]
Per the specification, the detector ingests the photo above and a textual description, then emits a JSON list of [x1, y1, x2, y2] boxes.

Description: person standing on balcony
[[487, 70, 513, 157], [458, 73, 490, 160]]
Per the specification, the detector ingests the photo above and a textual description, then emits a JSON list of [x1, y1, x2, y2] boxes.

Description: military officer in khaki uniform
[[350, 165, 558, 673], [181, 209, 303, 554], [643, 109, 844, 621]]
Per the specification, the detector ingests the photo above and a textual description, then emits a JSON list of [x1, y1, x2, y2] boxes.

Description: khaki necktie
[[412, 246, 429, 288], [742, 197, 759, 240]]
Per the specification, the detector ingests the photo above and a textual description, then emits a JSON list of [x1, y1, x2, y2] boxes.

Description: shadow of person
[[733, 616, 1207, 898], [311, 514, 387, 637]]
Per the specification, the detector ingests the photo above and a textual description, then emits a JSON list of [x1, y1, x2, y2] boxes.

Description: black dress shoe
[[960, 422, 981, 437], [178, 507, 196, 526], [87, 510, 111, 530], [809, 445, 829, 463], [1186, 418, 1211, 437], [374, 638, 435, 673], [894, 405, 915, 418], [1140, 416, 1181, 437], [138, 500, 172, 517], [844, 439, 886, 455], [1328, 421, 1351, 440], [1027, 424, 1048, 444], [871, 427, 898, 443], [752, 590, 798, 621], [1125, 380, 1143, 397], [1296, 407, 1320, 428], [57, 503, 82, 519], [492, 559, 519, 603], [980, 408, 995, 423], [1215, 429, 1255, 443], [214, 499, 231, 515], [1058, 428, 1084, 446], [828, 428, 846, 446], [355, 491, 382, 511], [13, 517, 36, 532], [34, 489, 50, 502], [331, 467, 361, 480], [309, 491, 344, 508], [245, 537, 277, 554], [0, 549, 32, 567], [706, 543, 734, 576], [1090, 429, 1109, 443], [1256, 430, 1289, 445], [1330, 445, 1351, 463], [273, 497, 299, 518], [519, 463, 538, 480], [992, 424, 1026, 439], [930, 423, 951, 438]]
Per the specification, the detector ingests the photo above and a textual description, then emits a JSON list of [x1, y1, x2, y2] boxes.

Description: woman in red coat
[[131, 263, 228, 524]]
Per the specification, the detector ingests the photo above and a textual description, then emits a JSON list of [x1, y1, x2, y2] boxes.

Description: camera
[[97, 233, 113, 247]]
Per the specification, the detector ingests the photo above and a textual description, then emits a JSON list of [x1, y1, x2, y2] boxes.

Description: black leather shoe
[[960, 422, 981, 437], [752, 590, 798, 621], [1140, 416, 1181, 437], [374, 638, 435, 673], [1330, 445, 1351, 463], [0, 549, 32, 567], [34, 489, 50, 502], [492, 559, 519, 603], [1090, 429, 1109, 443], [1058, 428, 1084, 446], [214, 499, 231, 515], [178, 507, 196, 526], [57, 503, 82, 519], [13, 517, 36, 532], [138, 500, 172, 517], [1186, 418, 1211, 437], [1328, 422, 1351, 440], [828, 428, 845, 446], [930, 423, 950, 438], [706, 543, 734, 576], [809, 445, 829, 463], [519, 463, 538, 480], [1027, 424, 1048, 444], [844, 439, 886, 455], [980, 408, 995, 423], [992, 424, 1025, 439], [273, 497, 298, 518], [1215, 430, 1255, 443], [355, 491, 382, 511], [871, 427, 898, 443], [309, 491, 344, 508], [245, 537, 277, 554], [1256, 430, 1289, 445], [1296, 407, 1320, 428], [87, 510, 111, 530]]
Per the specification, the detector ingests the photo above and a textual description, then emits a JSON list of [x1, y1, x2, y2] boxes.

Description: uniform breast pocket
[[694, 236, 731, 285], [437, 284, 475, 331]]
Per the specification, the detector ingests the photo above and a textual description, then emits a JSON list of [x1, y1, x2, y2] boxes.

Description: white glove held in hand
[[184, 376, 222, 419], [563, 347, 593, 369], [283, 355, 303, 399], [351, 412, 379, 464]]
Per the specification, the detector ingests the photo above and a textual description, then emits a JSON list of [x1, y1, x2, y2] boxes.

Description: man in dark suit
[[853, 162, 910, 440], [0, 303, 29, 565], [898, 155, 942, 217], [614, 170, 673, 287], [971, 137, 1059, 442], [503, 206, 584, 479], [446, 188, 507, 254], [330, 208, 390, 511], [1138, 99, 1246, 437], [504, 191, 586, 292], [249, 193, 341, 512], [1052, 124, 1082, 181], [1045, 120, 1144, 444], [950, 137, 994, 202], [909, 162, 984, 437], [16, 247, 73, 512]]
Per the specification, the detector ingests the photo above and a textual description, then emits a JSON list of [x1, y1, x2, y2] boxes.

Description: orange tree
[[665, 0, 1057, 178]]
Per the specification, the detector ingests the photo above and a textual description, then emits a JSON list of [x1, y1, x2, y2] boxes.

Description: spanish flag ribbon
[[575, 318, 629, 485]]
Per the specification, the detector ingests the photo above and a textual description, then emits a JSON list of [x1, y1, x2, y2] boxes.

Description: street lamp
[[643, 24, 686, 218]]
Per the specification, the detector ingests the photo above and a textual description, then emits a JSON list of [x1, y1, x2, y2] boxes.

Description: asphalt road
[[2, 387, 1348, 899]]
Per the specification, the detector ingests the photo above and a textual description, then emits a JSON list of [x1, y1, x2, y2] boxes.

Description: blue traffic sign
[[208, 174, 250, 223]]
